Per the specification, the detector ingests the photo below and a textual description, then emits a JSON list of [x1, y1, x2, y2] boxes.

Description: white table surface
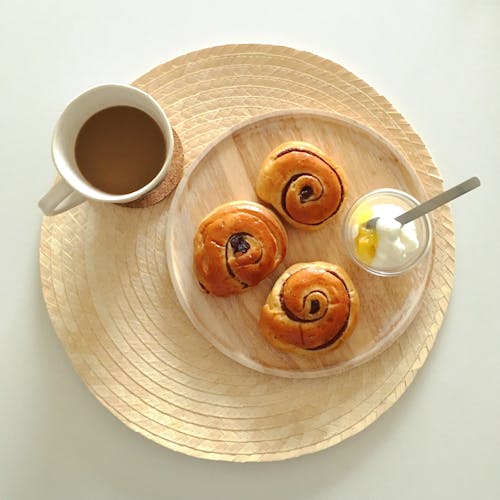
[[1, 1, 499, 499]]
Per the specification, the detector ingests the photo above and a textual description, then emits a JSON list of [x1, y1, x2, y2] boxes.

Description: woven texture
[[39, 44, 455, 462]]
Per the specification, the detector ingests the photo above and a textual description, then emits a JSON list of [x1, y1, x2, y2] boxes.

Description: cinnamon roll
[[259, 262, 358, 353], [193, 201, 287, 296], [256, 141, 347, 230]]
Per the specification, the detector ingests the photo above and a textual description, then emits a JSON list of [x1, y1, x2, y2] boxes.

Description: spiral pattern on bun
[[256, 141, 347, 230], [194, 201, 287, 296], [259, 262, 359, 353]]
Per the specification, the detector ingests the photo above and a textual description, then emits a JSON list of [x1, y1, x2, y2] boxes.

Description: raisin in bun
[[256, 141, 347, 230], [259, 262, 358, 353], [193, 201, 287, 296]]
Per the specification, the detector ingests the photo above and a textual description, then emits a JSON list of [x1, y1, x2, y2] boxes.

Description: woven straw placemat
[[39, 44, 454, 462]]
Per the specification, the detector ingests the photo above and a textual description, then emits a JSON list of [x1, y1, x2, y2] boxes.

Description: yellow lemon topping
[[353, 204, 377, 264], [355, 225, 378, 264]]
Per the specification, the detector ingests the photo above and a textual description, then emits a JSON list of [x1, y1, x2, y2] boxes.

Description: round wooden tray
[[168, 110, 433, 377], [39, 44, 454, 462]]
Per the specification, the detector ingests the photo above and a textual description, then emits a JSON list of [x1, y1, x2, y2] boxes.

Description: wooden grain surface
[[168, 110, 433, 377]]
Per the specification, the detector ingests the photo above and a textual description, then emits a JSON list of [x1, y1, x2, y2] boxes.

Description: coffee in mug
[[39, 84, 174, 216], [75, 106, 167, 195]]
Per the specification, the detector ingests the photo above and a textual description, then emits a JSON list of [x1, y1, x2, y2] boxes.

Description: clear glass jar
[[343, 188, 432, 276]]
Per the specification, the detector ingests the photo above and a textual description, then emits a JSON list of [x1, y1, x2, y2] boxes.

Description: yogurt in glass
[[344, 189, 432, 276]]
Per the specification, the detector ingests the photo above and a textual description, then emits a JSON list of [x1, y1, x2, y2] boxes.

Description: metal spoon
[[364, 176, 481, 230]]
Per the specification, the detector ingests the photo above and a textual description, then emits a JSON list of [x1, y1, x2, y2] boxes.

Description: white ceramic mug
[[38, 84, 174, 216]]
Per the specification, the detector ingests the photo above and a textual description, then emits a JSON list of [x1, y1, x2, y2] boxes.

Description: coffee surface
[[75, 106, 166, 194]]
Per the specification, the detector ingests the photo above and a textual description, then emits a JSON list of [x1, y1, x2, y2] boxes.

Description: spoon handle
[[396, 176, 481, 226]]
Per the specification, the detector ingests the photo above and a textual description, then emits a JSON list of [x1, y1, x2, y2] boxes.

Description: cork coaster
[[120, 129, 184, 208], [39, 44, 454, 462]]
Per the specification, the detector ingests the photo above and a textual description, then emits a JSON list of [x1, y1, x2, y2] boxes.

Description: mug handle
[[39, 178, 87, 216]]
